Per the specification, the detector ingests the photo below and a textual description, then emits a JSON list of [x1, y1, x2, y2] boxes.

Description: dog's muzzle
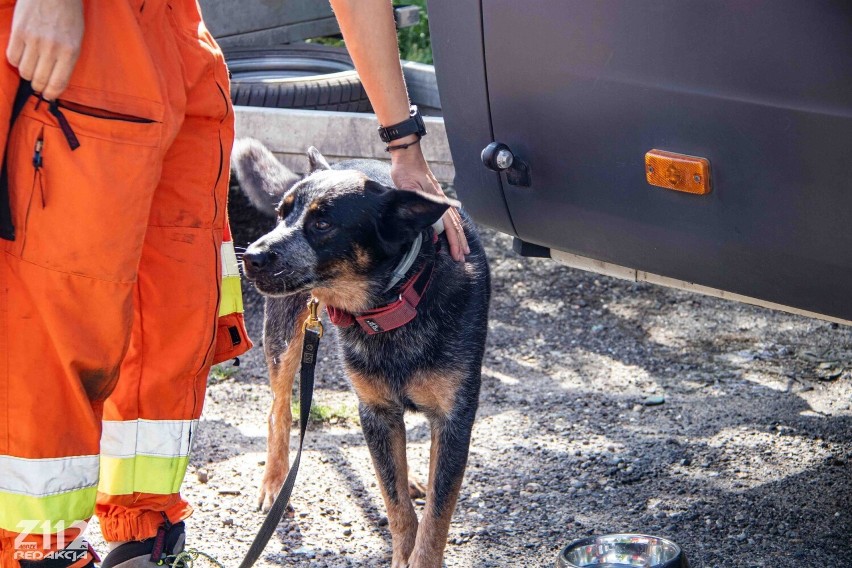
[[242, 249, 275, 280]]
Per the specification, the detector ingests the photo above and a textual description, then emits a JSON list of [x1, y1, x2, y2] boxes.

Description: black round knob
[[481, 142, 515, 172]]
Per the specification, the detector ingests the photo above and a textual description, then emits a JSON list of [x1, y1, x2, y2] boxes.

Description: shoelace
[[160, 549, 225, 568]]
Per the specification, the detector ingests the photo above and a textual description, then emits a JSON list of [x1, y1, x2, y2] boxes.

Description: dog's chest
[[340, 328, 431, 378]]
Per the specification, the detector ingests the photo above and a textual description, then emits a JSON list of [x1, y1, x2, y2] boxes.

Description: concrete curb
[[234, 106, 454, 184]]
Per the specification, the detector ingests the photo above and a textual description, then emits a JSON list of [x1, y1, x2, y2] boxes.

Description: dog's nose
[[243, 250, 273, 273]]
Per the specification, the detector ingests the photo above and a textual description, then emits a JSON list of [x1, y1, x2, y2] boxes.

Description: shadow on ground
[[181, 182, 852, 567]]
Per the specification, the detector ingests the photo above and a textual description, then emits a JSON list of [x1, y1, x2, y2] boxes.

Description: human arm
[[6, 0, 84, 101], [329, 0, 470, 261]]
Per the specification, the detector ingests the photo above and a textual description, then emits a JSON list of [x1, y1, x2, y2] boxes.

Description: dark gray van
[[428, 1, 852, 324]]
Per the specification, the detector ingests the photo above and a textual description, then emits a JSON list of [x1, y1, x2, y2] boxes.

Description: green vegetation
[[394, 0, 433, 64], [308, 0, 433, 63], [209, 363, 240, 383], [292, 400, 360, 424]]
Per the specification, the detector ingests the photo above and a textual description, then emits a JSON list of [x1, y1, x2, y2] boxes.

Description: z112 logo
[[13, 521, 89, 562]]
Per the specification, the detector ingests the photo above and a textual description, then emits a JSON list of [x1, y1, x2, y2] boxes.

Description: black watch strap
[[378, 105, 427, 143]]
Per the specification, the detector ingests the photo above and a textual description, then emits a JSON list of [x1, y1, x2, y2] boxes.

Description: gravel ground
[[93, 187, 852, 567]]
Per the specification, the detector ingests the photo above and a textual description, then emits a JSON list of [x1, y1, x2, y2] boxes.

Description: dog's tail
[[231, 138, 301, 217]]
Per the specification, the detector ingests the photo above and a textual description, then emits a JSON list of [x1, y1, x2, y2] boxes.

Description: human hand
[[7, 0, 84, 101], [390, 139, 470, 262]]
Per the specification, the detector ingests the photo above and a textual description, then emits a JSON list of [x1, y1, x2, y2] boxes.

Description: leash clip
[[302, 297, 324, 339]]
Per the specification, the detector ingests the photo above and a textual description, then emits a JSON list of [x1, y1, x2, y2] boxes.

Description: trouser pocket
[[7, 100, 163, 282]]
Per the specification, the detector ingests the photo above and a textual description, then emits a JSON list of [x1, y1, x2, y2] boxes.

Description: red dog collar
[[326, 259, 435, 334]]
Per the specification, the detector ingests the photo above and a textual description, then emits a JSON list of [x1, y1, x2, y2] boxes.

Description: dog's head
[[242, 147, 456, 312]]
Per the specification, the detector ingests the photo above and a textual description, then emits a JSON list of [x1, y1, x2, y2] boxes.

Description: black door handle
[[481, 142, 531, 187]]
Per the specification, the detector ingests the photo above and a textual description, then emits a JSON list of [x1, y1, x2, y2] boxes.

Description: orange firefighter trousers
[[0, 0, 249, 565]]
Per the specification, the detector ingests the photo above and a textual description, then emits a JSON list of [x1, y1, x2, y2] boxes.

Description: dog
[[231, 138, 490, 568]]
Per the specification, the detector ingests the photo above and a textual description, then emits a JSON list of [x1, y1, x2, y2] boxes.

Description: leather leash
[[237, 298, 323, 568]]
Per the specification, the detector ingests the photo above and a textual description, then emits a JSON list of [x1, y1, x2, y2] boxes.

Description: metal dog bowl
[[557, 534, 688, 568]]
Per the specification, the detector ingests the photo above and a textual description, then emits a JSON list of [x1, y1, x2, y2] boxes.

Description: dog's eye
[[313, 219, 332, 232]]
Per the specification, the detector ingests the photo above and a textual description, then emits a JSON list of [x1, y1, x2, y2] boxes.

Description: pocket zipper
[[33, 134, 45, 207], [20, 127, 45, 255], [32, 136, 43, 169], [48, 101, 80, 151], [56, 99, 156, 124], [45, 99, 157, 151]]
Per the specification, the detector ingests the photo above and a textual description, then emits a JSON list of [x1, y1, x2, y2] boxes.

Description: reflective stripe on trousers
[[98, 419, 198, 496], [219, 223, 243, 318], [0, 455, 99, 533]]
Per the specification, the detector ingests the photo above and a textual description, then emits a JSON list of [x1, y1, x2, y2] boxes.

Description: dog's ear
[[307, 146, 331, 172], [231, 138, 300, 217], [369, 180, 460, 245]]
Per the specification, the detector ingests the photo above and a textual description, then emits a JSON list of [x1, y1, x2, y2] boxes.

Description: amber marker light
[[645, 149, 711, 195]]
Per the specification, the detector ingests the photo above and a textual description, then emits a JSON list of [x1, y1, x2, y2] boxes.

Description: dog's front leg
[[360, 402, 418, 567], [408, 407, 477, 568], [258, 302, 307, 512]]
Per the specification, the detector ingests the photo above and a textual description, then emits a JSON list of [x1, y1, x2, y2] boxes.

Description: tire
[[224, 44, 372, 113]]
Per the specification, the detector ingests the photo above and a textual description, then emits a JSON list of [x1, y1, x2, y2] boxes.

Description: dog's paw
[[407, 476, 427, 500], [257, 469, 287, 512]]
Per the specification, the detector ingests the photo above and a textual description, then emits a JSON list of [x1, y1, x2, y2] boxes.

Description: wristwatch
[[378, 105, 428, 143]]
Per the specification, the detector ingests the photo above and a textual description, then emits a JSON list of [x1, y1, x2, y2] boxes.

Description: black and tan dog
[[232, 139, 490, 568]]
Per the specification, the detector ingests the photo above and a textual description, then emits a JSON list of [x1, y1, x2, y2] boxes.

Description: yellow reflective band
[[0, 487, 97, 532], [98, 455, 190, 496], [219, 275, 244, 316]]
